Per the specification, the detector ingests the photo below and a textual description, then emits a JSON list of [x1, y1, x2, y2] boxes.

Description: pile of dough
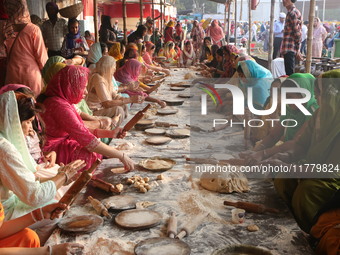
[[200, 171, 250, 193], [184, 72, 196, 80], [115, 142, 134, 151], [143, 159, 173, 169]]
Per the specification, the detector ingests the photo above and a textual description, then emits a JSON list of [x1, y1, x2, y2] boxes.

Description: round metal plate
[[144, 128, 166, 136], [115, 209, 162, 230], [157, 109, 178, 115], [135, 237, 191, 255], [58, 215, 103, 233], [211, 245, 273, 255], [102, 195, 137, 212]]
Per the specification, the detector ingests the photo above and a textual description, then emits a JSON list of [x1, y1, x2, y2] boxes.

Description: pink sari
[[41, 66, 102, 171], [207, 20, 224, 47], [114, 59, 148, 97]]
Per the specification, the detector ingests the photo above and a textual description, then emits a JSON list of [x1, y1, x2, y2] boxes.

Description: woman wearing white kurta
[[0, 91, 85, 220]]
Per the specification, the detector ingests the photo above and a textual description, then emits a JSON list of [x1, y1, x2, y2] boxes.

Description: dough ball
[[156, 174, 164, 180], [143, 177, 150, 183], [139, 187, 147, 193], [247, 225, 259, 232], [116, 184, 124, 192]]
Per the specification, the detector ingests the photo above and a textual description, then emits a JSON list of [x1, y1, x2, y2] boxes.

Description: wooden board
[[135, 237, 191, 255], [178, 93, 193, 98], [102, 195, 137, 212], [157, 109, 178, 115], [115, 209, 162, 230], [212, 245, 273, 255], [139, 157, 176, 171], [145, 136, 172, 145], [145, 128, 166, 136], [166, 128, 190, 139], [164, 99, 184, 106], [170, 87, 186, 91], [58, 215, 103, 233]]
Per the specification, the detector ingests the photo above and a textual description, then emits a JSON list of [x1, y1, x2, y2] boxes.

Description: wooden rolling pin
[[155, 121, 178, 128], [223, 201, 279, 214], [88, 196, 111, 219], [58, 159, 101, 207], [122, 104, 151, 132], [167, 212, 177, 238], [175, 213, 208, 239], [89, 178, 119, 193]]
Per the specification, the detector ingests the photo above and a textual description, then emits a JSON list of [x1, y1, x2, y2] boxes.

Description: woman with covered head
[[115, 58, 166, 107], [86, 42, 108, 70], [312, 17, 327, 58], [240, 73, 319, 163], [158, 41, 179, 64], [264, 70, 340, 255], [87, 55, 142, 125], [164, 20, 175, 43], [179, 40, 196, 67], [38, 65, 135, 172], [3, 0, 48, 97], [207, 20, 225, 47], [60, 18, 89, 59], [222, 45, 240, 78], [0, 91, 85, 220], [109, 41, 124, 61], [190, 20, 205, 56]]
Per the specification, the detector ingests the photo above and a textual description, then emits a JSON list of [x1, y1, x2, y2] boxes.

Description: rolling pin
[[88, 196, 111, 219], [89, 178, 119, 193], [167, 212, 177, 238], [175, 213, 208, 239], [155, 121, 178, 128], [223, 201, 279, 214], [58, 159, 101, 207], [122, 104, 151, 132]]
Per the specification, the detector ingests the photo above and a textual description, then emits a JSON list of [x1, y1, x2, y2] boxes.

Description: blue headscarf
[[239, 60, 273, 109], [66, 18, 81, 49]]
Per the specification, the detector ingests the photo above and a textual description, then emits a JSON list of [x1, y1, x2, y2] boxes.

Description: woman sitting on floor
[[60, 18, 89, 60], [158, 41, 179, 65], [240, 73, 319, 162], [179, 40, 196, 68], [115, 58, 166, 108], [263, 69, 340, 255], [38, 65, 135, 172], [108, 41, 124, 62], [87, 56, 144, 126], [0, 91, 85, 220], [0, 200, 84, 254], [86, 42, 108, 70]]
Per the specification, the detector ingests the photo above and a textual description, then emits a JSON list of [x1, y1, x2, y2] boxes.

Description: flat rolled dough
[[200, 171, 250, 193]]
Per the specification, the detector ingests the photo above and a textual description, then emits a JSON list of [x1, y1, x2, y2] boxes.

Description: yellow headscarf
[[108, 42, 123, 61], [44, 62, 67, 86], [167, 20, 175, 27]]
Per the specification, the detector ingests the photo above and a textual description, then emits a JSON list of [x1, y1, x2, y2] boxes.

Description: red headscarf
[[208, 20, 224, 46], [114, 59, 142, 84], [45, 65, 89, 105]]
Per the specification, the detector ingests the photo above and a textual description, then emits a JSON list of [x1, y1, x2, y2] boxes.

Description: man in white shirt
[[300, 21, 308, 55], [273, 12, 286, 59]]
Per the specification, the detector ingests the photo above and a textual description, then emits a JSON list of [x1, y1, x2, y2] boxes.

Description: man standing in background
[[281, 0, 302, 75], [300, 21, 308, 55], [273, 12, 286, 59], [41, 2, 67, 57]]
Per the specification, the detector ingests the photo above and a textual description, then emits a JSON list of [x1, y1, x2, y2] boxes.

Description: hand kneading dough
[[200, 171, 249, 193]]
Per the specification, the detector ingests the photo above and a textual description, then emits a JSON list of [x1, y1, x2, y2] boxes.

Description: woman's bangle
[[40, 207, 45, 220], [98, 119, 103, 129], [30, 211, 38, 222], [48, 245, 53, 255], [58, 171, 69, 185]]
